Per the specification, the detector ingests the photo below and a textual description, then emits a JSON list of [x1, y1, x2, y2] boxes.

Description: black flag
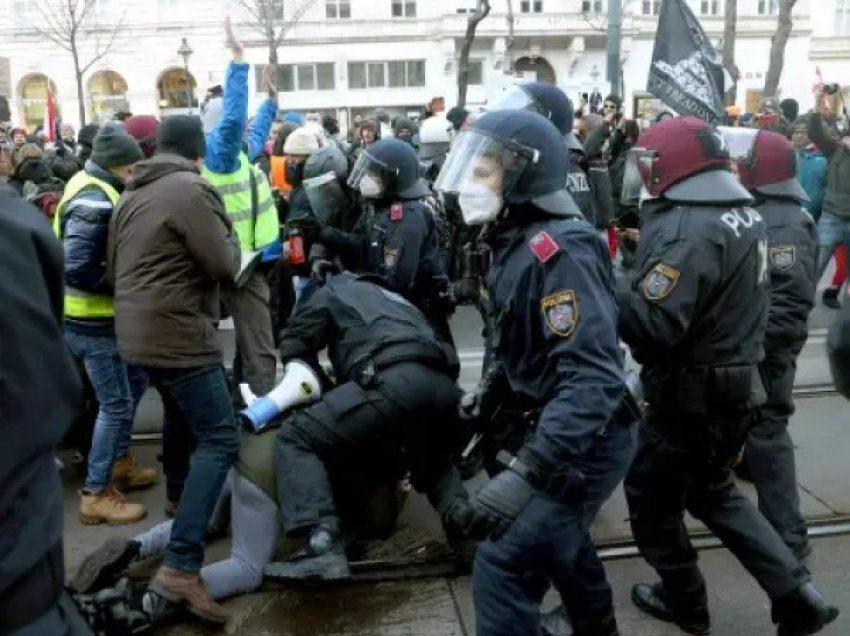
[[648, 0, 726, 122]]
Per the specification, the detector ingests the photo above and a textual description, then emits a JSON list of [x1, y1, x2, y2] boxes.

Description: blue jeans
[[143, 365, 239, 574], [65, 332, 148, 492], [816, 211, 850, 281], [473, 420, 637, 636]]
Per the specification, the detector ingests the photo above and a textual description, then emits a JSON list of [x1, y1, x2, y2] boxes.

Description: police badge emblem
[[541, 290, 578, 337], [384, 247, 399, 269], [641, 263, 681, 301], [770, 245, 796, 271]]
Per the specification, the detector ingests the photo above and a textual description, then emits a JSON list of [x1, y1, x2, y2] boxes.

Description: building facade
[[0, 0, 846, 131]]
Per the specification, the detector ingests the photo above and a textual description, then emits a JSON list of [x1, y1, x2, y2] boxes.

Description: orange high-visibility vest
[[270, 155, 291, 194]]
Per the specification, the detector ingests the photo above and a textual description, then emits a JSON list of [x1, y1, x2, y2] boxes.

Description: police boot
[[772, 583, 839, 636], [71, 537, 141, 594], [264, 521, 350, 581], [631, 582, 711, 634], [540, 604, 620, 636]]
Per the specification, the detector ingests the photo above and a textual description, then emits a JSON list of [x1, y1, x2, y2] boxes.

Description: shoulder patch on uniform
[[390, 203, 404, 221], [529, 231, 560, 263], [640, 263, 681, 301], [541, 290, 578, 338], [769, 245, 796, 271]]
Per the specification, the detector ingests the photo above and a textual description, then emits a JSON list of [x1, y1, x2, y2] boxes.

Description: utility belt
[[0, 541, 64, 633], [351, 340, 460, 388], [643, 364, 763, 413]]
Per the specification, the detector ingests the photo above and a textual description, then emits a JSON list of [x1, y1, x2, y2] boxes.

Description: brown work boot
[[149, 565, 229, 624], [111, 453, 157, 490], [79, 486, 146, 526]]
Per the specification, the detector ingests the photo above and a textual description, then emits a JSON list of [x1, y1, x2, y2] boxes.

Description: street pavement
[[58, 296, 849, 635]]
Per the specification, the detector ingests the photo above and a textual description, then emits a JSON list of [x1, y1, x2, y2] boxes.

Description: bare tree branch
[[505, 0, 515, 71], [236, 0, 317, 67], [457, 0, 492, 109], [274, 0, 317, 47], [763, 0, 797, 97]]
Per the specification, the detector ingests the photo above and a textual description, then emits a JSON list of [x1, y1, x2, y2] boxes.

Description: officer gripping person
[[296, 138, 454, 344], [435, 109, 639, 636], [618, 117, 838, 636], [263, 271, 474, 580], [730, 129, 817, 562]]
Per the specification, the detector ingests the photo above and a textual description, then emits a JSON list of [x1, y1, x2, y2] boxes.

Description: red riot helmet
[[635, 116, 752, 205], [734, 130, 809, 203]]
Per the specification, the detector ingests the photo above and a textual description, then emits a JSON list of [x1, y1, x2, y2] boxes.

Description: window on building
[[520, 0, 543, 13], [256, 63, 335, 92], [837, 0, 850, 36], [581, 0, 603, 13], [392, 0, 416, 17], [468, 59, 484, 86], [88, 70, 129, 119], [326, 0, 351, 19], [700, 0, 719, 15], [348, 60, 426, 89], [641, 0, 660, 15], [758, 0, 778, 15]]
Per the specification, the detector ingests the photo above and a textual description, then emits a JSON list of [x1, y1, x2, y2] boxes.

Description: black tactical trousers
[[275, 361, 466, 536], [744, 357, 809, 558], [624, 408, 810, 609]]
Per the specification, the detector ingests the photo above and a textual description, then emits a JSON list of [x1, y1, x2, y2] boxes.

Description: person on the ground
[[436, 109, 638, 636], [808, 91, 850, 308], [201, 18, 281, 400], [107, 114, 241, 625], [263, 270, 472, 580], [619, 116, 838, 635], [734, 129, 816, 561], [54, 123, 155, 526]]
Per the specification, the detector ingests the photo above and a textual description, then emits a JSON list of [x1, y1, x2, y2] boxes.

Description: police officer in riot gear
[[265, 271, 473, 580], [300, 138, 454, 343], [731, 129, 817, 561], [619, 117, 838, 635], [486, 82, 594, 221], [435, 109, 638, 636]]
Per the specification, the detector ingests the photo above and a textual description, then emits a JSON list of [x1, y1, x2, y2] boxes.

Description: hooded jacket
[[808, 114, 850, 219], [107, 153, 240, 368]]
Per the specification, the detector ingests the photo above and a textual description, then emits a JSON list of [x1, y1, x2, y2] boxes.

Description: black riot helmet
[[434, 109, 580, 225], [347, 137, 429, 200], [486, 82, 582, 152]]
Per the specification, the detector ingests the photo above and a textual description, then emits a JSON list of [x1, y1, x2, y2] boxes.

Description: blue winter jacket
[[796, 146, 828, 219], [204, 62, 278, 175]]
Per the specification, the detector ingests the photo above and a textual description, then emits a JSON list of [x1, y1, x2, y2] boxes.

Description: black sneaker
[[823, 287, 842, 309], [773, 583, 839, 635], [264, 525, 350, 581], [631, 582, 711, 634], [70, 538, 141, 594]]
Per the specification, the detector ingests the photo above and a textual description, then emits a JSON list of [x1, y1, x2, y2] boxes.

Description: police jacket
[[0, 195, 82, 629], [757, 197, 816, 359], [483, 214, 626, 467], [619, 201, 769, 384], [278, 273, 457, 384], [566, 155, 592, 222], [318, 199, 447, 305]]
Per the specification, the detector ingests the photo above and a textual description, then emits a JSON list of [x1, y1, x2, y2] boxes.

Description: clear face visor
[[716, 126, 758, 165], [304, 172, 347, 224], [346, 151, 398, 195], [433, 128, 538, 198], [621, 148, 650, 205], [485, 85, 548, 118]]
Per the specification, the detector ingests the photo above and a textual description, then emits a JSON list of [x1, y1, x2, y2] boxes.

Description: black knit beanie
[[156, 115, 206, 161], [91, 123, 144, 168]]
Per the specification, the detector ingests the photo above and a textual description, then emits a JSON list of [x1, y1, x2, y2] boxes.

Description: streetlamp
[[177, 37, 194, 113]]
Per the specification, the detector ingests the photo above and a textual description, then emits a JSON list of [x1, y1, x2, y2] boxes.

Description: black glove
[[452, 277, 479, 305], [310, 259, 339, 282], [288, 216, 323, 241], [441, 498, 492, 540], [471, 462, 538, 540]]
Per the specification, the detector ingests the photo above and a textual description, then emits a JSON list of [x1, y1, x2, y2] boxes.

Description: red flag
[[43, 88, 56, 142]]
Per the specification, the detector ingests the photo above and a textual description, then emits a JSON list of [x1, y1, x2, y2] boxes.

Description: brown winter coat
[[107, 153, 239, 368]]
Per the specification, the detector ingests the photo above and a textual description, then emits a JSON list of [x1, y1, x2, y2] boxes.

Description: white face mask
[[359, 175, 383, 198], [458, 182, 503, 225]]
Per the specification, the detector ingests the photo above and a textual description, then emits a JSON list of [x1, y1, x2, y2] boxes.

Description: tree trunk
[[457, 0, 491, 110], [763, 0, 797, 98], [505, 0, 515, 72], [722, 0, 738, 106], [72, 45, 86, 126]]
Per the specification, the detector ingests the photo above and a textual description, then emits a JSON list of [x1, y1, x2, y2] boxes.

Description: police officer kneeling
[[435, 109, 638, 636], [266, 271, 471, 580], [619, 117, 838, 636], [733, 130, 817, 561]]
